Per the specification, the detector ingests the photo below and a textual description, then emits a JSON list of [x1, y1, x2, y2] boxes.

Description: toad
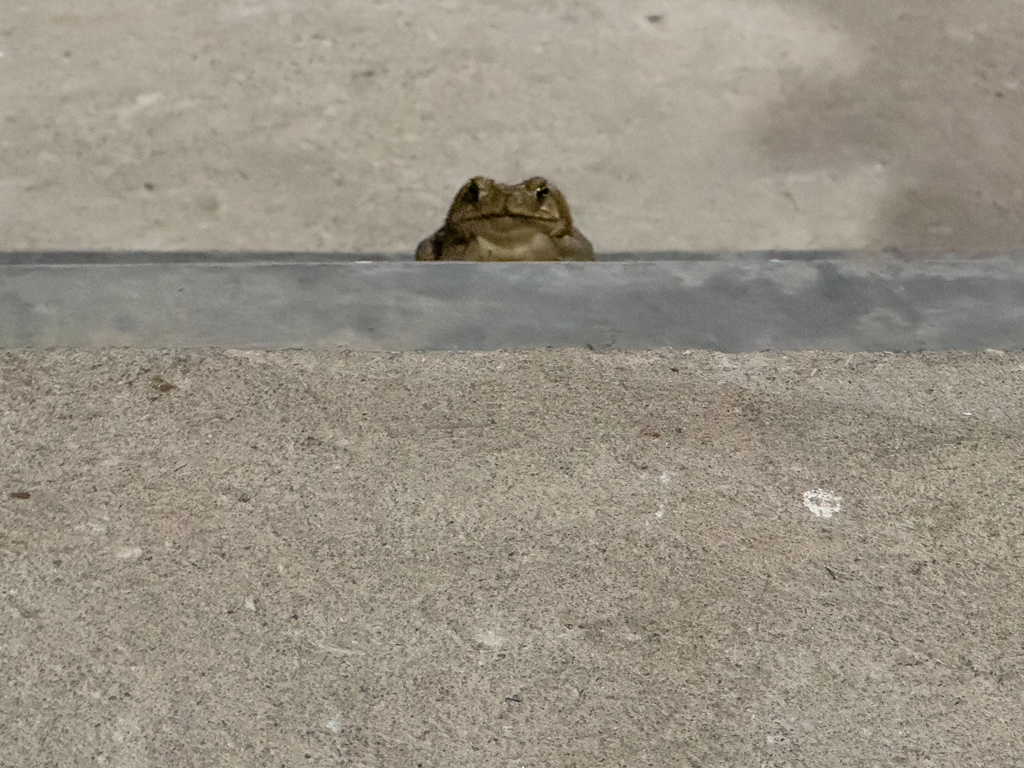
[[415, 176, 594, 261]]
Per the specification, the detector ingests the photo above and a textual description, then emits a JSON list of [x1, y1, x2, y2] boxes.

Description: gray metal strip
[[2, 252, 1023, 350]]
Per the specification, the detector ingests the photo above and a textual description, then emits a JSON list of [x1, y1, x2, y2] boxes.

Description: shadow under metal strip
[[1, 252, 1023, 351]]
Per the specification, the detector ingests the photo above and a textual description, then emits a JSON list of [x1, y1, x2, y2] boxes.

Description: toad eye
[[535, 185, 549, 202], [465, 180, 480, 203]]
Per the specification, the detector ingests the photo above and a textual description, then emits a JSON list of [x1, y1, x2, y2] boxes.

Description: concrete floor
[[3, 1, 1024, 766], [2, 0, 1023, 254], [4, 349, 1024, 766]]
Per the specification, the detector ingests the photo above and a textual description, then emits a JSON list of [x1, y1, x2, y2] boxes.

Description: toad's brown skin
[[415, 176, 594, 261]]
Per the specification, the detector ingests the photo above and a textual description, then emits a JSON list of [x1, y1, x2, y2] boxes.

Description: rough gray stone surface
[[3, 349, 1023, 766]]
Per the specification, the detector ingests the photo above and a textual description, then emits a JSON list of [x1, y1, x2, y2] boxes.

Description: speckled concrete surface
[[3, 349, 1024, 766]]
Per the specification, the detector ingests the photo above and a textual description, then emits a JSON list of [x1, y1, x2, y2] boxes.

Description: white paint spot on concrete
[[244, 596, 256, 611], [659, 472, 672, 484], [475, 630, 505, 649], [655, 503, 665, 519], [803, 489, 841, 518], [325, 716, 342, 733], [114, 546, 142, 559]]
